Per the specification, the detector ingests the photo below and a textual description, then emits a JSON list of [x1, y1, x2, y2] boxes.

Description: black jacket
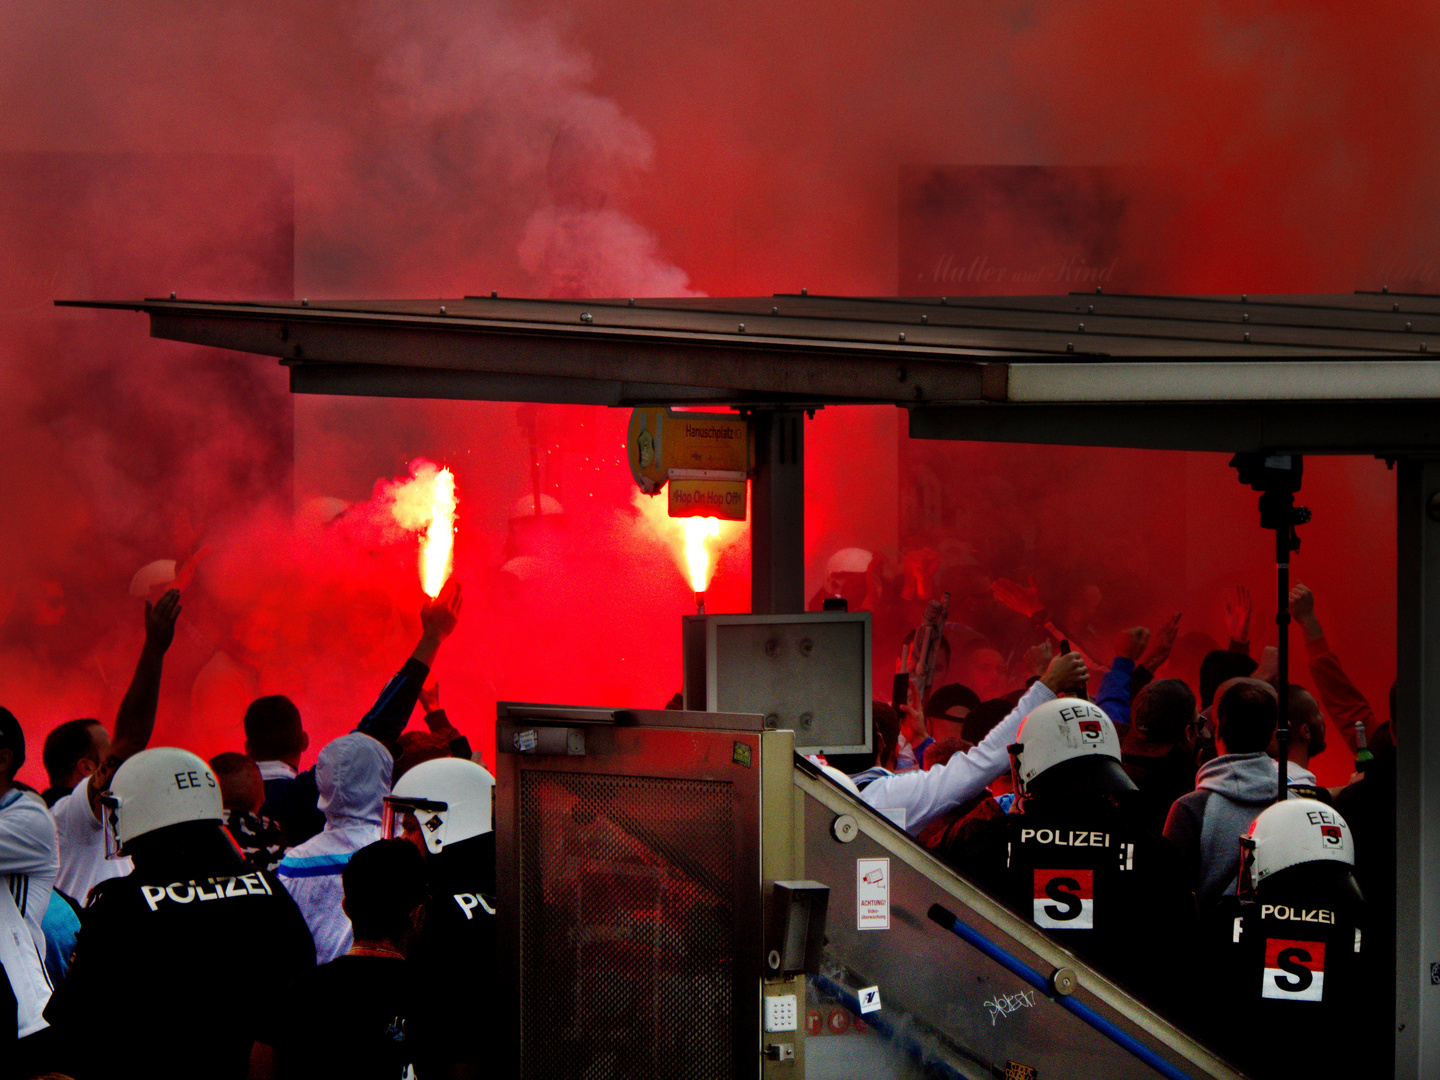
[[44, 838, 315, 1080]]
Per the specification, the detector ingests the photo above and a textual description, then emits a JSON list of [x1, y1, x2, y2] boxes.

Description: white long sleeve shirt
[[0, 787, 59, 1036], [856, 681, 1057, 836]]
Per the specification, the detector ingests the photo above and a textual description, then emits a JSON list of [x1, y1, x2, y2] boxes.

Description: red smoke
[[0, 0, 1409, 787]]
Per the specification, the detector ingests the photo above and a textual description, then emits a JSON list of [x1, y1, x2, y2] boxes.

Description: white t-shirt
[[52, 775, 131, 903], [0, 787, 59, 1036]]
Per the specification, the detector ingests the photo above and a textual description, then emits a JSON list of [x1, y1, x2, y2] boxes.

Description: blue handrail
[[927, 903, 1197, 1080]]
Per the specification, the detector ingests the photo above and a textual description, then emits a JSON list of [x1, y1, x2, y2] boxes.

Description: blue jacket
[[1096, 656, 1135, 732]]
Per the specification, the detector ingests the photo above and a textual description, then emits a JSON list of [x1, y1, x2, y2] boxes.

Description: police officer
[[1201, 798, 1367, 1077], [382, 757, 496, 1079], [43, 747, 315, 1079], [936, 696, 1195, 1010]]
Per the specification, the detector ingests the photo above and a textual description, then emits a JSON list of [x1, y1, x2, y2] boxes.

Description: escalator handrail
[[794, 762, 1247, 1080], [928, 902, 1197, 1080]]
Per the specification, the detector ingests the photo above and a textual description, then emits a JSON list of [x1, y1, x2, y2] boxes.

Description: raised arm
[[87, 588, 181, 818], [1097, 627, 1148, 728], [357, 579, 463, 743], [993, 575, 1104, 671], [418, 677, 474, 759], [1290, 583, 1379, 754], [412, 578, 463, 670], [860, 650, 1089, 835]]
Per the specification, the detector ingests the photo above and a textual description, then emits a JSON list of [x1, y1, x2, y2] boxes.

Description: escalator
[[495, 704, 1248, 1080], [793, 757, 1244, 1080]]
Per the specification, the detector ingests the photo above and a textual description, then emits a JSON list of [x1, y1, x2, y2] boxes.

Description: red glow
[[0, 0, 1407, 793]]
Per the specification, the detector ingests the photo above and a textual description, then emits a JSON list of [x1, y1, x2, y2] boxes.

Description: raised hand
[[1288, 582, 1315, 620], [1041, 651, 1089, 695], [1023, 640, 1053, 678], [144, 588, 182, 652], [413, 578, 463, 669], [1139, 612, 1181, 672], [1113, 626, 1150, 663], [1288, 583, 1323, 641], [900, 701, 927, 747], [420, 578, 463, 644], [1223, 585, 1252, 643], [992, 573, 1043, 618]]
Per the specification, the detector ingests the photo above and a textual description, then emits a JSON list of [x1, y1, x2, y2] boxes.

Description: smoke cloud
[[0, 0, 1411, 787]]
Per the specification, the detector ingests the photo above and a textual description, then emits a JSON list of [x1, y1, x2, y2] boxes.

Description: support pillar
[[1395, 458, 1440, 1077], [751, 409, 805, 615]]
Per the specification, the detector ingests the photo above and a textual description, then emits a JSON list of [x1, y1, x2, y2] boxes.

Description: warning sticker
[[1262, 938, 1325, 1002], [856, 858, 890, 930], [1033, 869, 1094, 929]]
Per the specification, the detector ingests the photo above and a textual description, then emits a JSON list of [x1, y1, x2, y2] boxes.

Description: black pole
[[1274, 510, 1292, 805], [1231, 453, 1309, 806]]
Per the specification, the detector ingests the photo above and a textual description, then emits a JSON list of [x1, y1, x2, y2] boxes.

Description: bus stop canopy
[[62, 289, 1440, 453], [62, 287, 1440, 1078]]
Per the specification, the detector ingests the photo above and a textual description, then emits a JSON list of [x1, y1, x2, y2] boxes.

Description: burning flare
[[684, 517, 720, 592], [389, 460, 458, 597], [631, 490, 746, 599], [420, 468, 457, 597]]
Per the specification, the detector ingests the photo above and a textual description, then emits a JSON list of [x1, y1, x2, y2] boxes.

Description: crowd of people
[[812, 562, 1391, 1078], [0, 540, 1397, 1080], [0, 577, 494, 1080]]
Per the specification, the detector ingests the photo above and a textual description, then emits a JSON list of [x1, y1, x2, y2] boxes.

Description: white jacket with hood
[[276, 732, 393, 964]]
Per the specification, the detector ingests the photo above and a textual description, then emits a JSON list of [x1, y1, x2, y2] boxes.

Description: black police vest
[[45, 861, 315, 1080], [406, 832, 497, 1070], [975, 798, 1195, 1010], [1201, 870, 1366, 1078]]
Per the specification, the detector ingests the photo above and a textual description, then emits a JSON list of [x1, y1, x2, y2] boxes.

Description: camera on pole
[[1230, 453, 1310, 805]]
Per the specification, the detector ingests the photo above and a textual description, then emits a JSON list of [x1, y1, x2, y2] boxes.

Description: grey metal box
[[683, 613, 872, 756], [495, 703, 786, 1080]]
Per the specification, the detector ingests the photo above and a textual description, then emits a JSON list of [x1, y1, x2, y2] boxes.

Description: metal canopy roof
[[62, 291, 1440, 453]]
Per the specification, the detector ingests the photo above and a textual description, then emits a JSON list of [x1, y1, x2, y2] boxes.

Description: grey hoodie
[[1162, 752, 1280, 911]]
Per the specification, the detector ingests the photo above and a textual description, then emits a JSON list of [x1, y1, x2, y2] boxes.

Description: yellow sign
[[667, 412, 749, 472], [668, 477, 748, 521], [627, 408, 750, 495]]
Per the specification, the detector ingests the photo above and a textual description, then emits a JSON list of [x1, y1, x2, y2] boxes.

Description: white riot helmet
[[826, 548, 873, 577], [101, 747, 223, 858], [384, 757, 495, 855], [1238, 798, 1355, 898], [1009, 697, 1131, 800], [128, 559, 177, 598], [817, 763, 862, 798]]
